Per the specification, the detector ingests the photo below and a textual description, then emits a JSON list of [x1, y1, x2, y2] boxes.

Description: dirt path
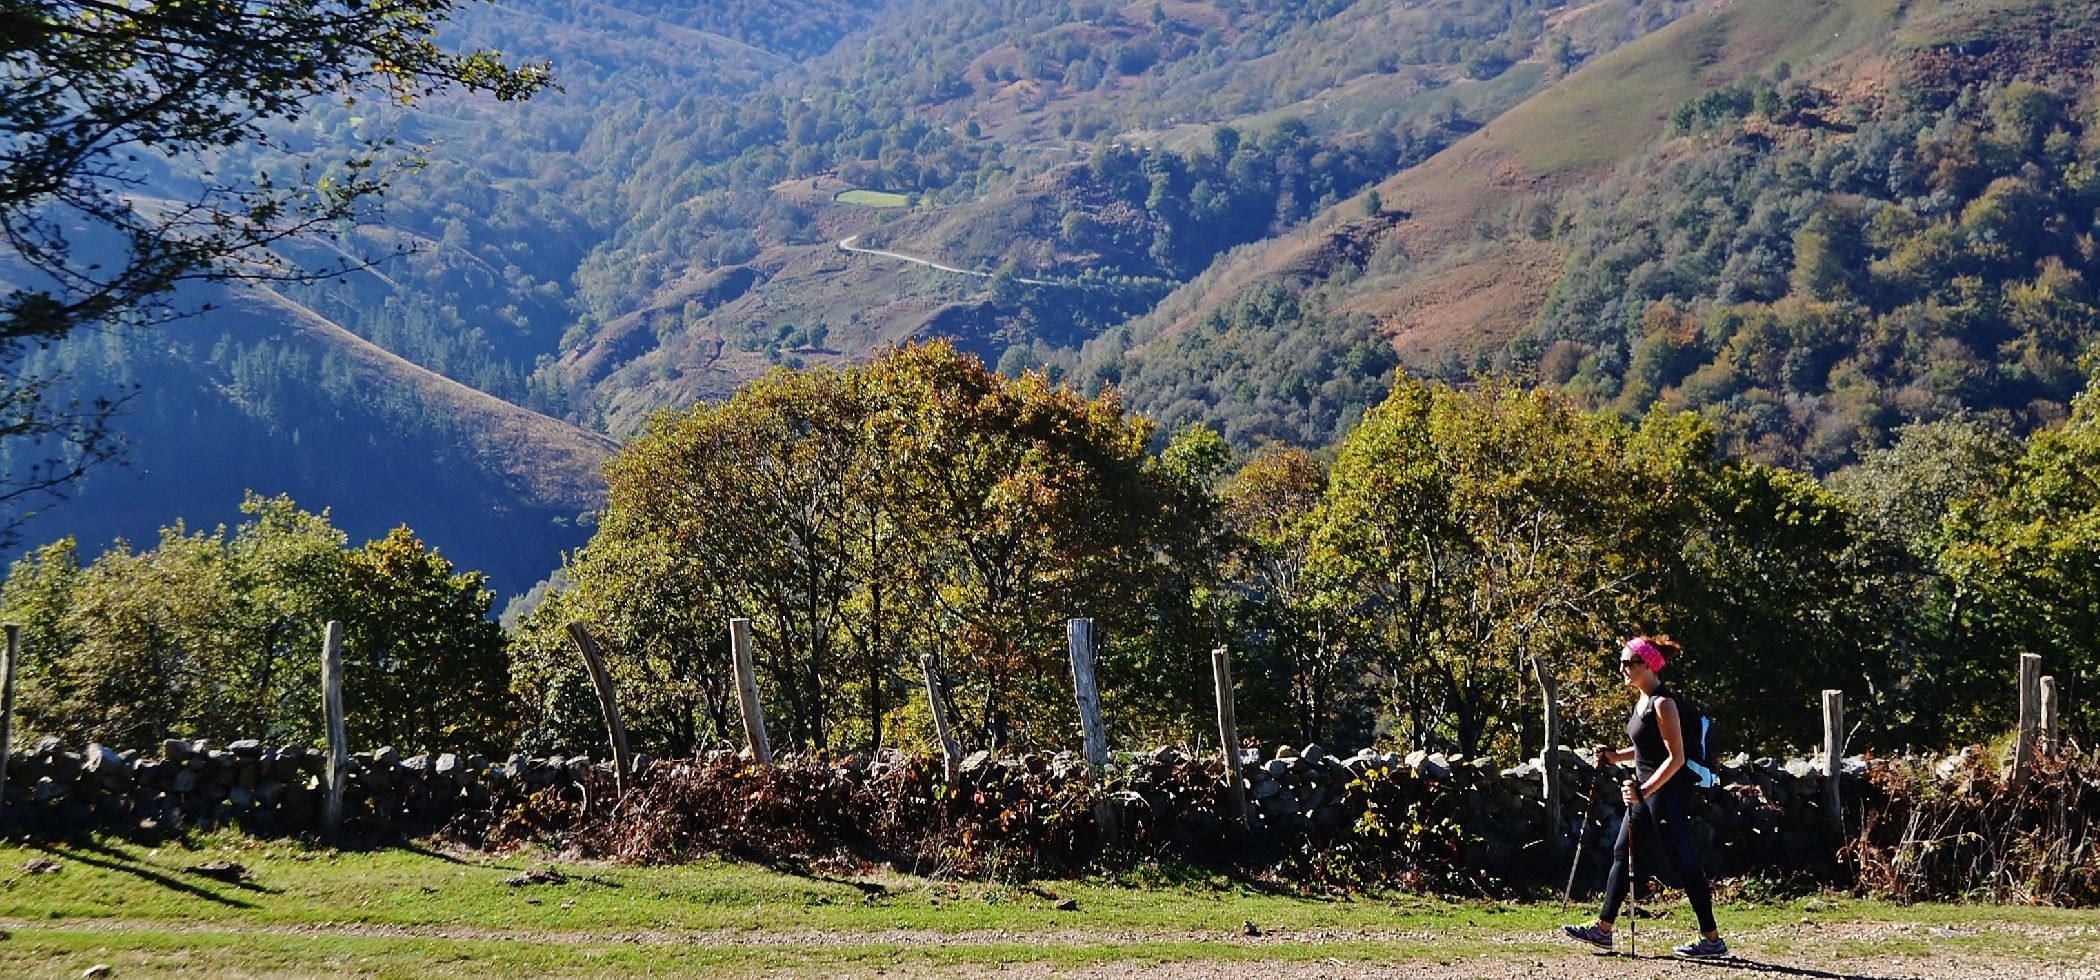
[[932, 956, 2087, 980], [9, 918, 2094, 978]]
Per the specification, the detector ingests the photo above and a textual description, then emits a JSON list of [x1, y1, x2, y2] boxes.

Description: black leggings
[[1599, 784, 1718, 935]]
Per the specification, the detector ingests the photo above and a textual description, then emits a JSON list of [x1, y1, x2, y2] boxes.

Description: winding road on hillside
[[837, 235, 1058, 286]]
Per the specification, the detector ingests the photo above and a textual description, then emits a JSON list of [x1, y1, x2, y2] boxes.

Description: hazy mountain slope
[[5, 283, 613, 597], [222, 288, 618, 509], [1, 0, 870, 595]]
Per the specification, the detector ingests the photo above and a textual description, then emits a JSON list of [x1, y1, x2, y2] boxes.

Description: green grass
[[833, 189, 910, 208], [2, 834, 2097, 976]]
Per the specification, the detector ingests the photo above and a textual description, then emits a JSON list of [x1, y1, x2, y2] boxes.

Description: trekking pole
[[1626, 779, 1643, 958], [1561, 764, 1598, 916]]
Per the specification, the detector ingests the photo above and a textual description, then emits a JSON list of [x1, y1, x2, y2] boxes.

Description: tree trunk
[[254, 619, 283, 736], [805, 557, 827, 752], [867, 580, 884, 754]]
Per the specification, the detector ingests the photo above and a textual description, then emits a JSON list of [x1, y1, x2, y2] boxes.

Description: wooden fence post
[[0, 624, 18, 808], [2041, 675, 2059, 754], [1068, 619, 1109, 767], [1822, 689, 1844, 841], [1211, 646, 1247, 831], [2016, 652, 2041, 778], [320, 620, 347, 838], [729, 618, 772, 764], [1534, 656, 1563, 853], [920, 654, 961, 783], [1067, 618, 1118, 842], [566, 622, 634, 794]]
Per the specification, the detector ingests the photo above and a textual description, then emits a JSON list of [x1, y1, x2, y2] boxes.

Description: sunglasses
[[1618, 658, 1641, 667]]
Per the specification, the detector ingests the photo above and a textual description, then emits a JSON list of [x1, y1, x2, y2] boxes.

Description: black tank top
[[1626, 684, 1684, 787]]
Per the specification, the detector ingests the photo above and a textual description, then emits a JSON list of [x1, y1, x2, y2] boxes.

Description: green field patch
[[834, 189, 910, 208]]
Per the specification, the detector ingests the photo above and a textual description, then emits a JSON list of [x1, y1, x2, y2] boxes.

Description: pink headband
[[1623, 637, 1666, 672]]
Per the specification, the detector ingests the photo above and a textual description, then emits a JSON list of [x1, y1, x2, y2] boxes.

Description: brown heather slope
[[217, 286, 617, 511], [1127, 0, 1916, 371]]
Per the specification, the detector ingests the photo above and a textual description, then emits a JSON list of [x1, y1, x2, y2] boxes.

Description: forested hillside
[[543, 0, 1706, 437], [12, 0, 2100, 607], [3, 0, 1708, 595], [1098, 0, 2100, 466], [0, 0, 861, 594]]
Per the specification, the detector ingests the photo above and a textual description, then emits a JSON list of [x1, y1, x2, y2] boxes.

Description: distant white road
[[836, 235, 1056, 286]]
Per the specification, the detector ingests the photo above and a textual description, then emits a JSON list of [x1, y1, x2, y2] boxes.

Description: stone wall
[[0, 736, 601, 836], [0, 735, 1868, 886], [1219, 743, 1863, 880]]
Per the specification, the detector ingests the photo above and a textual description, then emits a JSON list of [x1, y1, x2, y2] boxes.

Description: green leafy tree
[[1659, 459, 1893, 749], [1306, 375, 1889, 755], [1830, 416, 2018, 745], [510, 540, 738, 757], [7, 526, 244, 746], [335, 527, 514, 753], [0, 498, 349, 748], [0, 495, 511, 750], [223, 493, 352, 740], [1942, 383, 2100, 740], [1312, 379, 1698, 756], [1220, 445, 1357, 745], [1100, 423, 1235, 743]]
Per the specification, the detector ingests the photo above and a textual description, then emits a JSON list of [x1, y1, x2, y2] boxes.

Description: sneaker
[[1674, 936, 1730, 959], [1560, 923, 1613, 951]]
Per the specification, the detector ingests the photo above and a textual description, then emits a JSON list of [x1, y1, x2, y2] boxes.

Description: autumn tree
[[1218, 445, 1355, 745], [868, 344, 1169, 749], [522, 342, 1184, 756]]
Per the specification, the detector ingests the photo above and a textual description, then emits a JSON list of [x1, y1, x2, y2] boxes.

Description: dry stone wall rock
[[0, 737, 1876, 886]]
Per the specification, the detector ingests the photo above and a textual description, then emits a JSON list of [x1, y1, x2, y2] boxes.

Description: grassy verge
[[1, 834, 2096, 976]]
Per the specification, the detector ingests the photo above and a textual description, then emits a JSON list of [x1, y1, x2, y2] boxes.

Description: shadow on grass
[[728, 845, 890, 897], [394, 840, 475, 867], [49, 840, 263, 908], [737, 842, 1317, 905]]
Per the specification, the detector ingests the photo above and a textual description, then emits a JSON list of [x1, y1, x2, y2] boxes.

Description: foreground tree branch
[[0, 0, 550, 540]]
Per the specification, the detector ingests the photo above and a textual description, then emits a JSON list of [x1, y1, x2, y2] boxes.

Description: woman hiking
[[1560, 634, 1729, 959]]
